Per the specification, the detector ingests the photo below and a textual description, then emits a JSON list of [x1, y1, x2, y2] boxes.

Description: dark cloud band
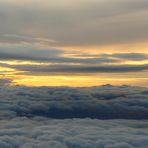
[[1, 62, 148, 74]]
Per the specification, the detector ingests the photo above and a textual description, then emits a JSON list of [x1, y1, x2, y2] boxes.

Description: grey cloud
[[1, 63, 148, 74], [76, 53, 148, 62], [0, 47, 147, 64], [0, 34, 58, 46], [0, 85, 148, 120], [0, 55, 118, 64], [0, 78, 12, 86], [0, 118, 148, 148], [0, 47, 119, 64], [0, 46, 63, 62], [0, 0, 148, 46], [0, 46, 148, 74], [104, 53, 148, 61], [0, 44, 118, 64], [0, 84, 148, 147], [0, 51, 148, 74]]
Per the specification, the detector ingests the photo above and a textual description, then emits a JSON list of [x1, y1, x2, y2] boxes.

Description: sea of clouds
[[0, 81, 148, 147], [0, 118, 148, 148], [0, 84, 148, 120]]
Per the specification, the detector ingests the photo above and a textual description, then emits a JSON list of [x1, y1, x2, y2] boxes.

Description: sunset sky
[[0, 0, 148, 87]]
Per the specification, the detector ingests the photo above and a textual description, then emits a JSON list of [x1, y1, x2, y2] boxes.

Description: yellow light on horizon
[[11, 75, 148, 88]]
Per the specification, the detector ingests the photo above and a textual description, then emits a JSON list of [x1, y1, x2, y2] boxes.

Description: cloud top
[[0, 118, 148, 148], [0, 83, 148, 120], [0, 83, 148, 147]]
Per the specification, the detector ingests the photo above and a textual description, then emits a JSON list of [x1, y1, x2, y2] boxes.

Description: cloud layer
[[0, 83, 148, 120], [0, 82, 148, 147], [3, 63, 148, 74], [0, 48, 148, 63], [1, 50, 148, 74], [0, 0, 148, 86], [0, 118, 148, 148], [0, 0, 148, 46]]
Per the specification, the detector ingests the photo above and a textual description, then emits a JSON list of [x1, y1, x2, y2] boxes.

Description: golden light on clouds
[[11, 75, 148, 87], [0, 0, 148, 87], [5, 70, 147, 87], [62, 42, 148, 55]]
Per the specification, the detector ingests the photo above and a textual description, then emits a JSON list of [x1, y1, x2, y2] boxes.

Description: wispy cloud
[[0, 0, 148, 47], [0, 0, 148, 86]]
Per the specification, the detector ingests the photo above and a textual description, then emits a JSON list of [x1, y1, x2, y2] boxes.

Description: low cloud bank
[[0, 84, 148, 119], [0, 83, 148, 147], [0, 118, 148, 148]]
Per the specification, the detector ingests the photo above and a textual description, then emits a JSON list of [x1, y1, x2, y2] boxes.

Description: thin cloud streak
[[1, 63, 148, 74], [0, 0, 148, 86]]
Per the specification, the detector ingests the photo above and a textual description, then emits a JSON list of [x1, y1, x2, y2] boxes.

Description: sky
[[0, 0, 148, 87]]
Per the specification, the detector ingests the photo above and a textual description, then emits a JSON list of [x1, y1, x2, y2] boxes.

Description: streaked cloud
[[0, 0, 148, 86], [1, 63, 148, 74], [0, 46, 148, 64]]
